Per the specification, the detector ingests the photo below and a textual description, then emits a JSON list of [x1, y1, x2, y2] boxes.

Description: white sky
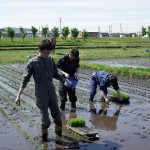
[[0, 0, 150, 33]]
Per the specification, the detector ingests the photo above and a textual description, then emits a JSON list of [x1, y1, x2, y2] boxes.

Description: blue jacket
[[94, 70, 119, 92]]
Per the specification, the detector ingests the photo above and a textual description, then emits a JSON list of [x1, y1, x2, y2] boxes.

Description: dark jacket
[[94, 71, 119, 92], [57, 55, 80, 77]]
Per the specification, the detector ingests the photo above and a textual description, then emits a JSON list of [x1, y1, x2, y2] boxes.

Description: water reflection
[[89, 102, 122, 131]]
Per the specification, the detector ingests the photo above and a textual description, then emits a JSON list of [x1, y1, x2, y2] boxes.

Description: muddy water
[[0, 64, 150, 150], [86, 57, 150, 68]]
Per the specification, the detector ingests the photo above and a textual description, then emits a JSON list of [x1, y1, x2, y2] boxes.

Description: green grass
[[68, 118, 86, 127], [112, 91, 130, 101], [0, 37, 149, 79]]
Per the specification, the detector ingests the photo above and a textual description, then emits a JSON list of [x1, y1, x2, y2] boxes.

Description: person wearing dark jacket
[[89, 70, 123, 103], [57, 49, 80, 110], [15, 39, 71, 142]]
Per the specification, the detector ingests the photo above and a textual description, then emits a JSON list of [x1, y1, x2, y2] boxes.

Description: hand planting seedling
[[68, 118, 86, 127]]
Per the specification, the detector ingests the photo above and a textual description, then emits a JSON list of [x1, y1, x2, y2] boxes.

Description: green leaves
[[112, 91, 130, 101], [68, 118, 86, 127]]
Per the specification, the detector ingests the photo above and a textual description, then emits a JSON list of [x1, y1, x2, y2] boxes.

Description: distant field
[[0, 37, 149, 79]]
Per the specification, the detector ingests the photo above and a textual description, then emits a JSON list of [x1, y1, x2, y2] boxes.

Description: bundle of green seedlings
[[68, 118, 86, 127], [112, 91, 130, 101]]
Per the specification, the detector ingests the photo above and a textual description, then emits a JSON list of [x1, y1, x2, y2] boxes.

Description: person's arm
[[52, 58, 72, 87], [15, 87, 24, 106], [116, 89, 123, 101], [100, 90, 109, 102], [15, 61, 33, 105], [57, 68, 70, 78], [74, 68, 79, 79], [112, 81, 123, 101]]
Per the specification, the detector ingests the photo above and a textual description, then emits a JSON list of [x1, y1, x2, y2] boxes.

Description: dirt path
[[0, 64, 149, 150]]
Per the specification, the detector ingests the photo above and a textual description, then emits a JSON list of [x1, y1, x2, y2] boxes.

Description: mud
[[0, 64, 150, 150]]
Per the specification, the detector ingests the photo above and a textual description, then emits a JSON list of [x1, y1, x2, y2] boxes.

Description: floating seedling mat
[[66, 125, 99, 140]]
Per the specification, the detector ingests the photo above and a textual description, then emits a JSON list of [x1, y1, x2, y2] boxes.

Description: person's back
[[89, 70, 121, 103]]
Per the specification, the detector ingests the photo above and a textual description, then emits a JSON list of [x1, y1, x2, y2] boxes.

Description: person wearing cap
[[57, 48, 80, 110], [15, 39, 72, 142], [88, 70, 123, 103]]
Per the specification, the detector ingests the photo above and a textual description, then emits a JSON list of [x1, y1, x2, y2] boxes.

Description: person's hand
[[15, 96, 20, 106], [64, 73, 70, 78], [105, 98, 110, 103], [65, 79, 72, 87]]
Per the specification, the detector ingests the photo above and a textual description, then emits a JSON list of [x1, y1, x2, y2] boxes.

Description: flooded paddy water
[[0, 63, 150, 150], [87, 57, 150, 68]]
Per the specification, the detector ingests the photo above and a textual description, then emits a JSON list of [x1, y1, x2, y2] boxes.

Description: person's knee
[[41, 121, 51, 130]]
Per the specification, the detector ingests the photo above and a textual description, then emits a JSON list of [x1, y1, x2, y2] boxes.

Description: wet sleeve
[[21, 61, 33, 89]]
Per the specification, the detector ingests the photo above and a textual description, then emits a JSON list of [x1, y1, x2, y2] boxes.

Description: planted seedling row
[[0, 105, 39, 148], [0, 85, 38, 113]]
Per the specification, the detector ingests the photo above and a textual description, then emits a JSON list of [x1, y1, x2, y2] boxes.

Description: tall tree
[[20, 27, 27, 42], [82, 29, 88, 40], [141, 26, 147, 37], [6, 27, 15, 42], [71, 28, 79, 40], [147, 26, 150, 38], [31, 26, 38, 41], [51, 26, 59, 38], [42, 26, 49, 38], [61, 26, 70, 40]]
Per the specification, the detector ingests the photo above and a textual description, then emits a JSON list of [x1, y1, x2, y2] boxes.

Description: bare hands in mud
[[15, 97, 20, 106]]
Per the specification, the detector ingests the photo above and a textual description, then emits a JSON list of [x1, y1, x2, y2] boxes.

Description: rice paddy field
[[0, 37, 150, 150]]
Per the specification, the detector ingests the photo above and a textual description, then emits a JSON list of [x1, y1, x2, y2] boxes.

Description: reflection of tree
[[89, 102, 122, 131]]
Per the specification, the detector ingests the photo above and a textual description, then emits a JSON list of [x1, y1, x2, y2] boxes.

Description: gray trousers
[[36, 92, 62, 130]]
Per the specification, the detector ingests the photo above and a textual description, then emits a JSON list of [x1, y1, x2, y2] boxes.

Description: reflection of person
[[15, 39, 72, 142], [50, 36, 56, 52], [57, 49, 80, 110], [89, 102, 122, 131], [88, 70, 123, 103]]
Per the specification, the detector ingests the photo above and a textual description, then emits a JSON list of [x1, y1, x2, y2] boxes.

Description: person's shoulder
[[59, 55, 68, 60]]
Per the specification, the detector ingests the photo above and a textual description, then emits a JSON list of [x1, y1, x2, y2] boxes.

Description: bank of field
[[0, 37, 150, 79]]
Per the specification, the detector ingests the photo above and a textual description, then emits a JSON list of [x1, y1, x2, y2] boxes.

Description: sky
[[0, 0, 150, 33]]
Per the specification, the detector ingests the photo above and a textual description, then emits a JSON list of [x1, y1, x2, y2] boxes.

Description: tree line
[[0, 26, 88, 42]]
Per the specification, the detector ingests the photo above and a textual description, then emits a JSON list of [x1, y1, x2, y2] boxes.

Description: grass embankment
[[0, 37, 150, 79]]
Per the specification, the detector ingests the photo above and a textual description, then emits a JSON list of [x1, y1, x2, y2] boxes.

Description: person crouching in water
[[88, 70, 123, 103], [15, 39, 71, 142]]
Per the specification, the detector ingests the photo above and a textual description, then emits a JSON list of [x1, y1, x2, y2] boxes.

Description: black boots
[[55, 122, 62, 136], [60, 102, 65, 110], [71, 102, 76, 109], [60, 102, 77, 110], [41, 129, 50, 142]]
